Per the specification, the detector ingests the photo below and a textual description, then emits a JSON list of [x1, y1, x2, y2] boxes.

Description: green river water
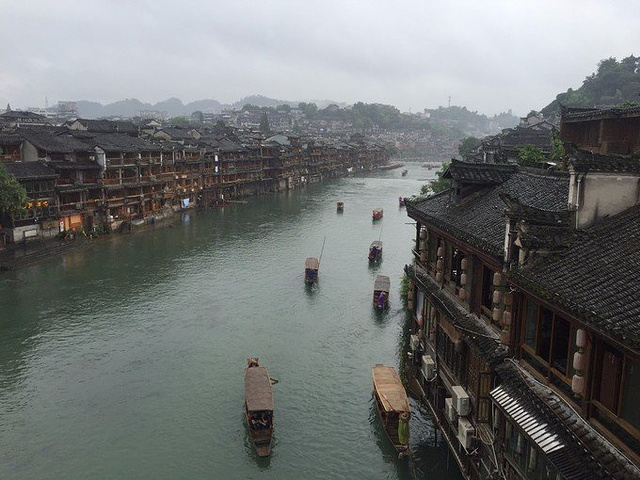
[[0, 165, 462, 480]]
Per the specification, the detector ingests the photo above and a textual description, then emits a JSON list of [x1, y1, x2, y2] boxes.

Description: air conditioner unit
[[458, 417, 475, 450], [451, 385, 470, 416], [149, 174, 156, 181], [409, 334, 420, 351], [445, 397, 458, 424], [421, 355, 435, 380]]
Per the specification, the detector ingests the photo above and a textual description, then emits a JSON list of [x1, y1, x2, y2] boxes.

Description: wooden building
[[561, 106, 640, 155], [405, 155, 639, 479], [0, 124, 389, 243]]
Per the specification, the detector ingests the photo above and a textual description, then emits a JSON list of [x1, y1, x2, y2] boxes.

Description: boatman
[[398, 412, 410, 459], [377, 291, 387, 308]]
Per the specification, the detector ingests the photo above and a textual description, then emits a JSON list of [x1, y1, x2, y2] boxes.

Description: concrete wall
[[21, 141, 39, 162], [570, 171, 640, 229]]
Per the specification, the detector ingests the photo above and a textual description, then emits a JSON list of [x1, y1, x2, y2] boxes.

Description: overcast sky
[[1, 0, 638, 116]]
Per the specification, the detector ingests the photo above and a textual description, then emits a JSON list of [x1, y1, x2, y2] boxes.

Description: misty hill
[[76, 98, 223, 119], [426, 106, 518, 137], [232, 94, 342, 110], [541, 55, 640, 118]]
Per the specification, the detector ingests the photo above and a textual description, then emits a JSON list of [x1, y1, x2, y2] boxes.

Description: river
[[0, 164, 461, 480]]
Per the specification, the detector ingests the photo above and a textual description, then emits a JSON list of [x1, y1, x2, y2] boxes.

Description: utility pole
[[448, 96, 451, 108]]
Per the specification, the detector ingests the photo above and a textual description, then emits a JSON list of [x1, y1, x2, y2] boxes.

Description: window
[[620, 359, 640, 432], [537, 307, 553, 361], [524, 300, 538, 348], [481, 266, 493, 311], [449, 247, 463, 287], [435, 325, 465, 383], [551, 316, 571, 374], [520, 298, 574, 393], [593, 346, 640, 456], [428, 234, 438, 271]]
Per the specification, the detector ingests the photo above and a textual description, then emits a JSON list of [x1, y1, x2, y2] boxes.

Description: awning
[[490, 384, 601, 480], [490, 384, 564, 454]]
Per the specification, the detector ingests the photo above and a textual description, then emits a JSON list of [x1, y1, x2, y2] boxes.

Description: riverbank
[[0, 211, 184, 271]]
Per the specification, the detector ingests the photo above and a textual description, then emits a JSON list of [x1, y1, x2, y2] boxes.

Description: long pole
[[319, 236, 327, 264], [378, 225, 383, 241]]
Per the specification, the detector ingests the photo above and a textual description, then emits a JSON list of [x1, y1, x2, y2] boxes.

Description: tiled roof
[[500, 127, 554, 150], [3, 161, 57, 179], [443, 159, 516, 184], [218, 138, 245, 153], [20, 129, 93, 153], [69, 118, 138, 134], [493, 362, 638, 479], [0, 132, 23, 144], [511, 204, 640, 350], [562, 105, 640, 121], [405, 263, 505, 364], [407, 168, 569, 257], [0, 110, 46, 120], [89, 133, 162, 152], [567, 145, 640, 173]]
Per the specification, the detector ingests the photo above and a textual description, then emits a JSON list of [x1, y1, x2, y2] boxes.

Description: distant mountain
[[101, 98, 149, 118], [75, 101, 105, 119], [185, 99, 223, 114], [232, 95, 290, 108], [230, 94, 342, 110], [75, 97, 223, 119]]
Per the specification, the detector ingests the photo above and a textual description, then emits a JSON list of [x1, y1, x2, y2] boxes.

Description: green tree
[[298, 102, 318, 119], [170, 116, 190, 127], [191, 111, 204, 124], [458, 137, 481, 159], [421, 162, 450, 195], [517, 145, 546, 167], [0, 161, 27, 219], [259, 112, 271, 135], [541, 55, 640, 117], [550, 133, 566, 165]]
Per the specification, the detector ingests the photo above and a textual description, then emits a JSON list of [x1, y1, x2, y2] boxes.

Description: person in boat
[[370, 245, 378, 259], [258, 413, 269, 429], [307, 269, 316, 282], [398, 412, 411, 459], [377, 291, 387, 308]]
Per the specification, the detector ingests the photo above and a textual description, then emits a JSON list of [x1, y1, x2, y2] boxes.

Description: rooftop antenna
[[45, 96, 49, 109]]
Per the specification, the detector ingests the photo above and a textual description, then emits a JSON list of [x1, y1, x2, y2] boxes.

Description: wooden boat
[[401, 169, 408, 176], [304, 257, 319, 284], [368, 241, 383, 261], [373, 275, 390, 308], [372, 208, 383, 220], [372, 364, 411, 458], [398, 196, 405, 207], [337, 201, 344, 212], [245, 358, 274, 457]]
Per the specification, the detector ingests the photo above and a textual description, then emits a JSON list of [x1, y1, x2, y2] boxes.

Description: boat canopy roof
[[370, 241, 383, 249], [372, 365, 410, 413], [305, 257, 319, 270], [245, 366, 274, 412], [374, 275, 390, 292], [373, 207, 383, 212]]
